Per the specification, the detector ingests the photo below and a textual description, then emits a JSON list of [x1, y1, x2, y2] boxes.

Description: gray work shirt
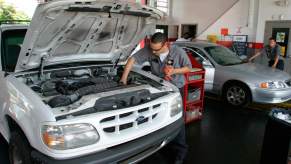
[[132, 45, 192, 88], [262, 45, 283, 60]]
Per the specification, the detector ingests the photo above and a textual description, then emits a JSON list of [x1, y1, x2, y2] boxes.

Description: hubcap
[[226, 86, 246, 106], [12, 146, 23, 164]]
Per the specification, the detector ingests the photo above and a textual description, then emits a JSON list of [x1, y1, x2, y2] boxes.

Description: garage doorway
[[181, 24, 197, 39], [156, 25, 168, 36], [264, 21, 291, 74], [272, 28, 289, 57], [264, 21, 291, 58]]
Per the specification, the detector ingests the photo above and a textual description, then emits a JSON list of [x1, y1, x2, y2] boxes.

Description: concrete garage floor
[[142, 98, 269, 164], [0, 98, 270, 164]]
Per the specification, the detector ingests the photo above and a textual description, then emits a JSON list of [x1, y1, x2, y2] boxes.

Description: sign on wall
[[232, 35, 248, 56], [220, 28, 229, 36]]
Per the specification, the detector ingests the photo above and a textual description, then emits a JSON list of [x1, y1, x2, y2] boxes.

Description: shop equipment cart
[[183, 68, 205, 124]]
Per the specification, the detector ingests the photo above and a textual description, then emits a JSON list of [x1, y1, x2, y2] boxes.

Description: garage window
[[147, 0, 169, 14], [156, 0, 169, 13]]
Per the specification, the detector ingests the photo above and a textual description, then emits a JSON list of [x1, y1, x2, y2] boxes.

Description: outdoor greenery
[[0, 0, 29, 21]]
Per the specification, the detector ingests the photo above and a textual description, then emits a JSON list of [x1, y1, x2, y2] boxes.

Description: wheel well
[[222, 80, 252, 101], [5, 116, 29, 142]]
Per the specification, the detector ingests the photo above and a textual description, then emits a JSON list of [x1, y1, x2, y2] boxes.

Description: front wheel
[[9, 131, 32, 164], [223, 83, 251, 108]]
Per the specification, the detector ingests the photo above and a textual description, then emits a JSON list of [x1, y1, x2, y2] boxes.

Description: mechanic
[[248, 37, 284, 70], [176, 32, 193, 42], [120, 32, 192, 164]]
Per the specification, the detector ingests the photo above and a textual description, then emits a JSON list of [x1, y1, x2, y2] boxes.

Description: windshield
[[204, 46, 243, 66]]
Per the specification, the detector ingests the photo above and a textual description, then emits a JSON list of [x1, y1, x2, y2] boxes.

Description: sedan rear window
[[204, 46, 244, 66]]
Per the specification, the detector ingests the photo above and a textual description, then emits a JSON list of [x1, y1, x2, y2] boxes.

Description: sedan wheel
[[223, 83, 251, 107], [226, 86, 246, 106]]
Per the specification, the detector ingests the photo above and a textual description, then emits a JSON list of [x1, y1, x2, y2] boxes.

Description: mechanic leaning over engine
[[120, 32, 192, 164]]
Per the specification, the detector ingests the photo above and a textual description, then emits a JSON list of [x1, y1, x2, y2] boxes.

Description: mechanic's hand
[[242, 58, 249, 63], [272, 65, 276, 69], [164, 66, 175, 76], [119, 79, 127, 85]]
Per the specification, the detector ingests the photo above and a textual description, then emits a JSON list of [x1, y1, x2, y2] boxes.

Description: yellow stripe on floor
[[205, 96, 291, 110]]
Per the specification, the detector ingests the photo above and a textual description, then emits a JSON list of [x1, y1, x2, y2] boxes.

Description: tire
[[9, 131, 32, 164], [222, 83, 251, 108]]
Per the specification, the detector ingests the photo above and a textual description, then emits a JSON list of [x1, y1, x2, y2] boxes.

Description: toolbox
[[183, 68, 205, 124]]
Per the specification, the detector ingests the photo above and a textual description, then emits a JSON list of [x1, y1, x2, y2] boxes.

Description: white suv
[[0, 1, 183, 163]]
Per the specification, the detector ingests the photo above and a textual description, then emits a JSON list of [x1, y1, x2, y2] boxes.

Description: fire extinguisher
[[164, 59, 174, 81]]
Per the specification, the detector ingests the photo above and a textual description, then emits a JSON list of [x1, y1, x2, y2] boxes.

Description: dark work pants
[[268, 59, 285, 71], [167, 88, 188, 161]]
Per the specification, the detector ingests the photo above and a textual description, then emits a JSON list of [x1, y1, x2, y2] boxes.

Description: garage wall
[[197, 0, 259, 42], [256, 0, 291, 43], [169, 0, 239, 36]]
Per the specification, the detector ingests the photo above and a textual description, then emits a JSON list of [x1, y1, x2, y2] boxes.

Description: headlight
[[259, 81, 287, 89], [42, 123, 99, 150], [170, 95, 183, 117]]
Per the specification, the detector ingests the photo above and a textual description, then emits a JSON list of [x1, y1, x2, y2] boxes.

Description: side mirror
[[202, 60, 212, 67]]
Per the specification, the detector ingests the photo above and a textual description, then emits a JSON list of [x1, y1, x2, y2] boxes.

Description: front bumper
[[31, 117, 183, 164], [253, 88, 291, 104]]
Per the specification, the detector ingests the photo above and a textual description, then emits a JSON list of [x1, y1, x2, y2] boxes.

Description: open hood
[[15, 0, 163, 72]]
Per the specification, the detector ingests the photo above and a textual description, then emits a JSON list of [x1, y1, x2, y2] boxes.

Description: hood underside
[[15, 0, 163, 72]]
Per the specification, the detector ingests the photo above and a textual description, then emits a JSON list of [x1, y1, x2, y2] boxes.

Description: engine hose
[[48, 81, 118, 108]]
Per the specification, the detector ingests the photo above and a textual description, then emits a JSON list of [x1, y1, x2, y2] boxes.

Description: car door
[[183, 47, 215, 91], [0, 27, 8, 137], [0, 27, 27, 137]]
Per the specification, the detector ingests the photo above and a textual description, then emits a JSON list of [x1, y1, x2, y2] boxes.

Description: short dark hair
[[182, 32, 191, 39], [269, 37, 276, 42], [151, 32, 168, 44]]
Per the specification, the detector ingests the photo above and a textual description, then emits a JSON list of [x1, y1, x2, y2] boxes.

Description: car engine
[[16, 65, 166, 112]]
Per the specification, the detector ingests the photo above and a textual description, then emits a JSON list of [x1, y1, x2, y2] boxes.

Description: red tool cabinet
[[183, 69, 205, 124]]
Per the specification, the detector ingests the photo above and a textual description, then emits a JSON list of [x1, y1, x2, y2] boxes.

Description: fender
[[1, 75, 55, 149]]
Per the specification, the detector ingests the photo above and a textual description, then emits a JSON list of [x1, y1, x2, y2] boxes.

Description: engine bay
[[16, 65, 167, 113]]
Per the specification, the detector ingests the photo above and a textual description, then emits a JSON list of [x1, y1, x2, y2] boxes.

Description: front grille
[[100, 103, 163, 134]]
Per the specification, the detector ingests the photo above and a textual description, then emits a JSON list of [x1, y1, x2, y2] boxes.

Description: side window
[[191, 50, 204, 64], [1, 29, 26, 72], [183, 47, 204, 68], [184, 47, 205, 63], [191, 47, 208, 58]]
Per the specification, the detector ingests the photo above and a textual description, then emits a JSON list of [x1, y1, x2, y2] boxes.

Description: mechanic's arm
[[165, 66, 191, 76], [248, 51, 261, 62], [165, 48, 192, 76], [272, 46, 282, 68], [120, 47, 150, 85], [272, 55, 279, 68], [120, 57, 136, 85], [173, 67, 191, 74]]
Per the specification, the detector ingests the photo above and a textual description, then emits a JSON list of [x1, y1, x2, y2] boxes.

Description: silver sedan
[[174, 41, 291, 107]]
